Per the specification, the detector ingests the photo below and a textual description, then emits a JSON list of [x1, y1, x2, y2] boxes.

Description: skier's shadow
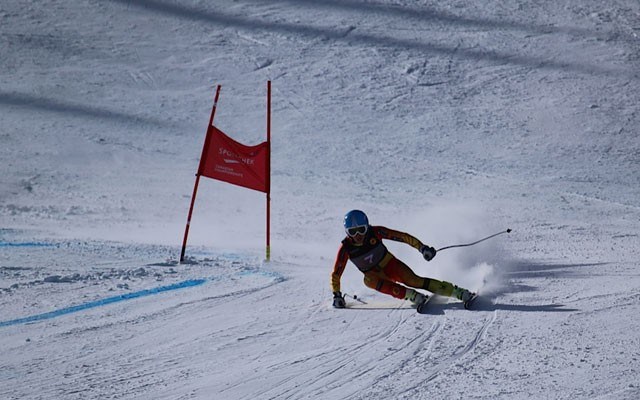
[[470, 296, 579, 313], [419, 296, 579, 314]]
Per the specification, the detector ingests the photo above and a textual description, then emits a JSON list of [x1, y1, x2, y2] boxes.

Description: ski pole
[[436, 228, 512, 252], [343, 293, 367, 304]]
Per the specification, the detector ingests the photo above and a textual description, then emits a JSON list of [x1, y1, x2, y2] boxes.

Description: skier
[[331, 210, 475, 310]]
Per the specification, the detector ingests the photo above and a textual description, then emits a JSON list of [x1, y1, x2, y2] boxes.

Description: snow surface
[[1, 0, 639, 399]]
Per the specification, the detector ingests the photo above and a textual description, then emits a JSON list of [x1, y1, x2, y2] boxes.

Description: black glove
[[332, 291, 346, 308], [420, 245, 436, 261]]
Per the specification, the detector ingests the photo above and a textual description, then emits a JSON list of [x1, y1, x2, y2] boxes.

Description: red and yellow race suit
[[331, 226, 455, 299]]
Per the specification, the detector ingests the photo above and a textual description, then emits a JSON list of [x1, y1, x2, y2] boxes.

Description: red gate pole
[[266, 80, 272, 262], [180, 85, 222, 263]]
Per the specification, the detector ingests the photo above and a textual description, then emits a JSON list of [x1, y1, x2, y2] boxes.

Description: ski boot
[[452, 286, 477, 309], [405, 288, 427, 305], [405, 288, 430, 312]]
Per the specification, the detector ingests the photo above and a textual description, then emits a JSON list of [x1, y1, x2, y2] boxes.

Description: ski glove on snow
[[420, 245, 437, 261], [332, 291, 346, 308]]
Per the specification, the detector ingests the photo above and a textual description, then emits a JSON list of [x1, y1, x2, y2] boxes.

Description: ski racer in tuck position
[[331, 210, 475, 309]]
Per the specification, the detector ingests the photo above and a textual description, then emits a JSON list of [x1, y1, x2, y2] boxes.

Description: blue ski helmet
[[344, 210, 369, 230]]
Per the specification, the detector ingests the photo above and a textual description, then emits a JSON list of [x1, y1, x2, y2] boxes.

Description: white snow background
[[1, 0, 639, 399]]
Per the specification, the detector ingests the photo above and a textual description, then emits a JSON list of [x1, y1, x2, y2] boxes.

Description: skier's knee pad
[[363, 275, 379, 290]]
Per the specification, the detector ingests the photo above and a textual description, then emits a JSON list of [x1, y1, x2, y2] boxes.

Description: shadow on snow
[[110, 0, 633, 78]]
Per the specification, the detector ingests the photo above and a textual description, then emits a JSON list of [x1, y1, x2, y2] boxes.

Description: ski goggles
[[346, 225, 368, 237]]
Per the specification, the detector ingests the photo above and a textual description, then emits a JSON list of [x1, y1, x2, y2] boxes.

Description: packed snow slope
[[1, 1, 639, 399]]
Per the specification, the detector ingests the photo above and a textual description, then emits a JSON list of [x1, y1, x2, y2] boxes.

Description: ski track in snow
[[388, 311, 498, 398], [215, 302, 499, 400], [234, 309, 438, 400]]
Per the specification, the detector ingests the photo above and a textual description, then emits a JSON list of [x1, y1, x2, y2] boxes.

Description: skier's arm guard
[[331, 245, 349, 293]]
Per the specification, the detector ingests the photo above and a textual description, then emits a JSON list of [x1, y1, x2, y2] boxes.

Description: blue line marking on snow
[[0, 279, 206, 328], [0, 241, 54, 247]]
